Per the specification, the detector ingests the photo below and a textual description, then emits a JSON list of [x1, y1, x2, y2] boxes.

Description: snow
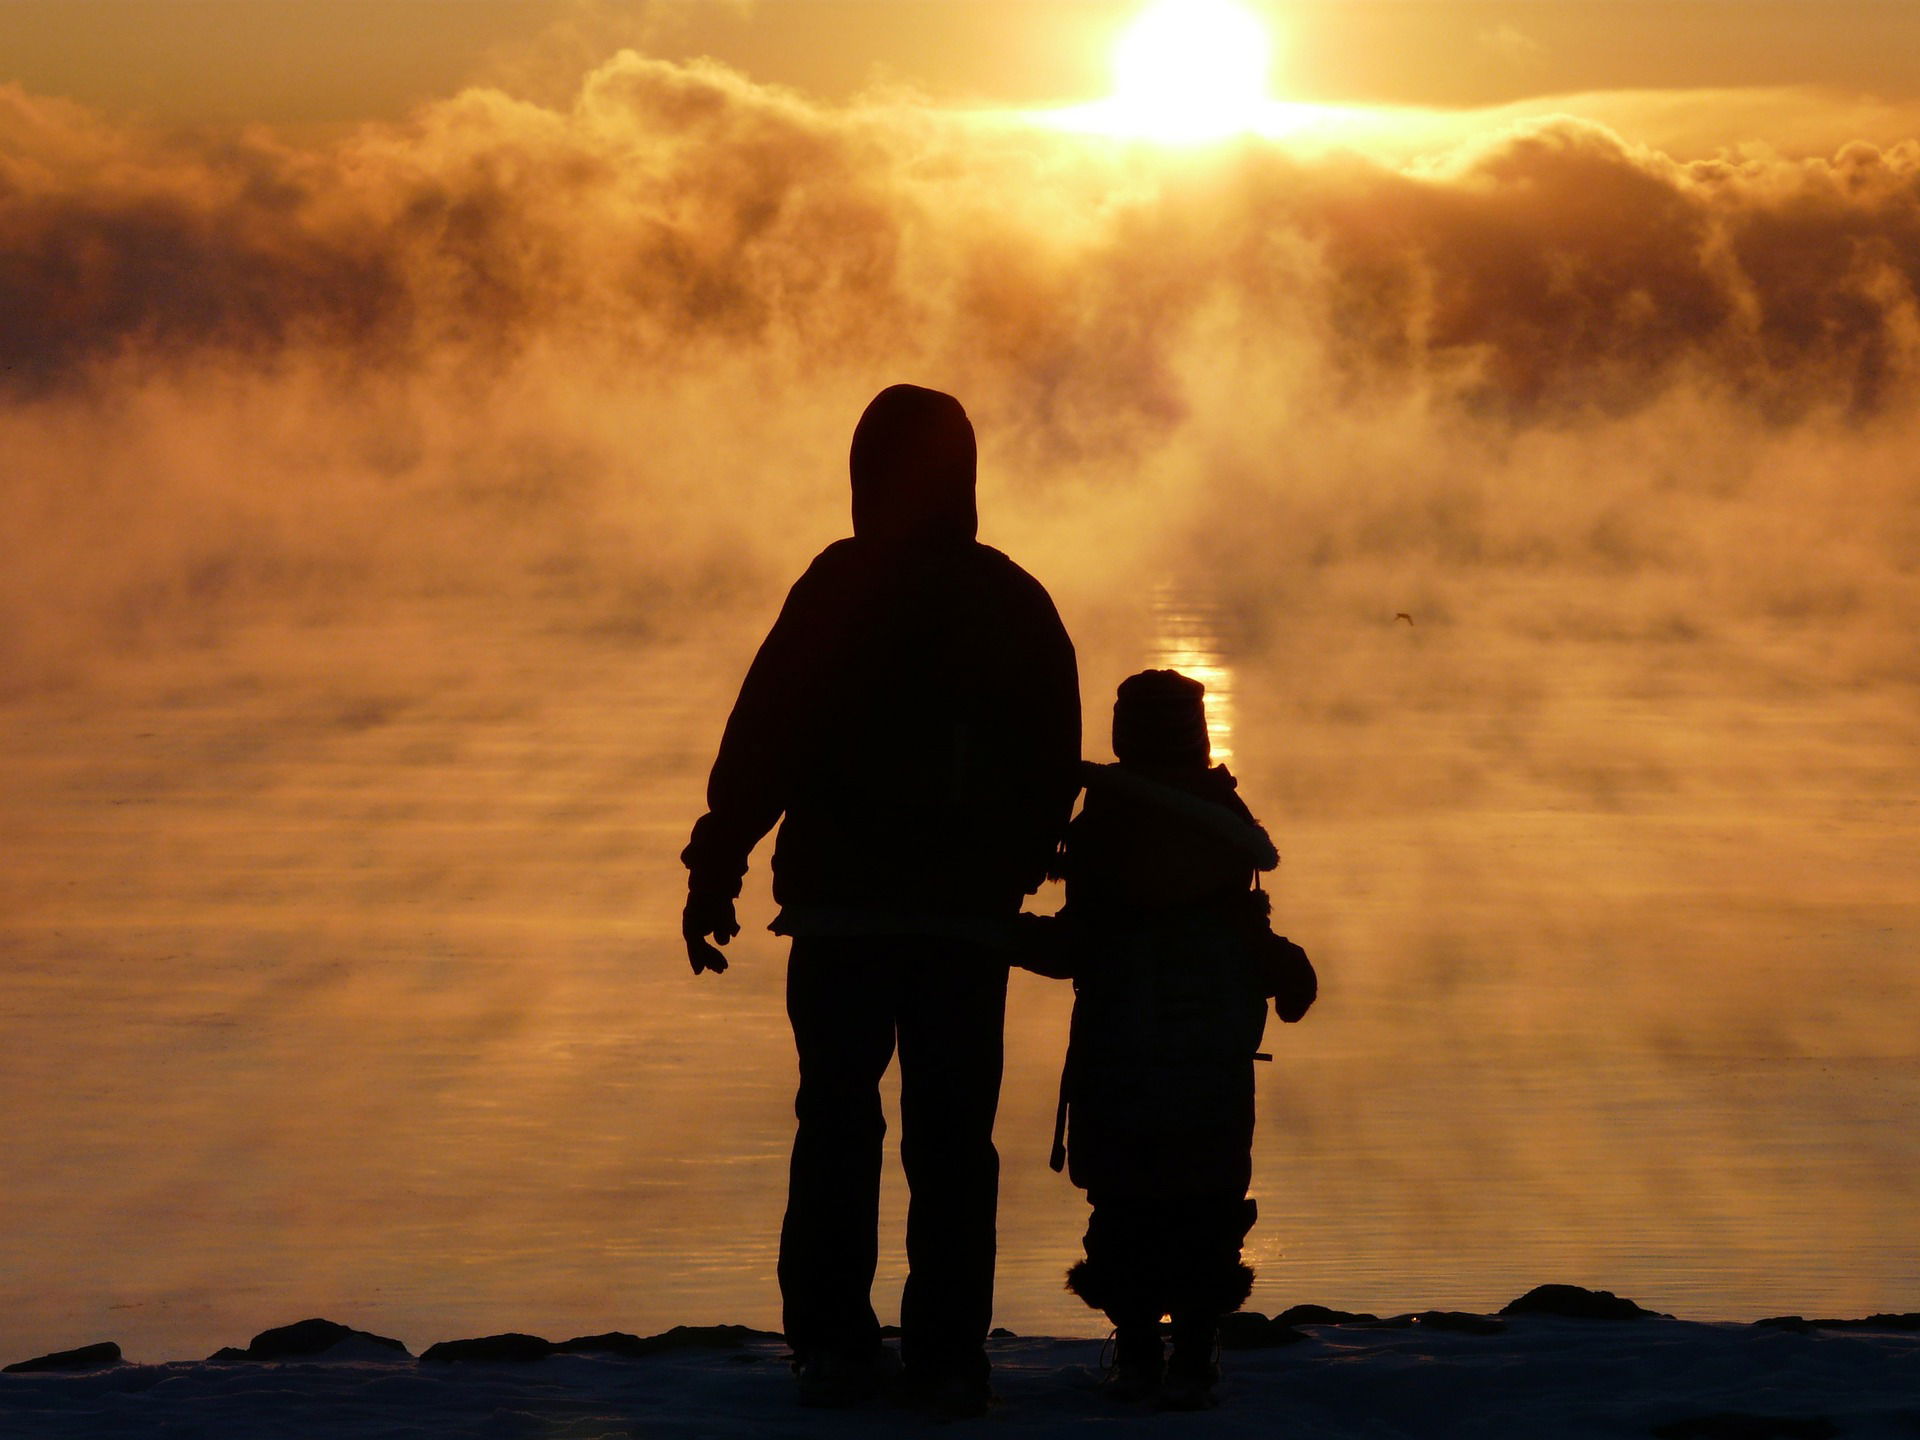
[[5, 1312, 1917, 1440]]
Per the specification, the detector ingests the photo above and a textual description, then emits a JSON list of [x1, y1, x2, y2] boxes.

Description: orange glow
[[5, 8, 1920, 1366]]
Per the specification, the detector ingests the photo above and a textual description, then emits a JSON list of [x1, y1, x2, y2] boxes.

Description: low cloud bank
[[3, 55, 1918, 696]]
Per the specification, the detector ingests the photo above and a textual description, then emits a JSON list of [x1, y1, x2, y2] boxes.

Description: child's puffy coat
[[1047, 762, 1297, 1198]]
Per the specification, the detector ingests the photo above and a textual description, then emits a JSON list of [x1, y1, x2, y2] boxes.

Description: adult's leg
[[778, 939, 898, 1361], [895, 941, 1009, 1387]]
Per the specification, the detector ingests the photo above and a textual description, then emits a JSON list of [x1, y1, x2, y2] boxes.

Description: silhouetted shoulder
[[786, 538, 1065, 625], [969, 541, 1049, 584], [964, 542, 1069, 614], [789, 537, 863, 587], [764, 540, 885, 635]]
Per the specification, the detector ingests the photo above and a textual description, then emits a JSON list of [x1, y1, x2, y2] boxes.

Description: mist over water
[[3, 55, 1918, 1360]]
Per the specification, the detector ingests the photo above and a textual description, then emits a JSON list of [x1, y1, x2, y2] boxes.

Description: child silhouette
[[1024, 669, 1314, 1409]]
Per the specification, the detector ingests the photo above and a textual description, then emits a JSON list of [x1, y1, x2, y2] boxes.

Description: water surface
[[3, 593, 1916, 1362]]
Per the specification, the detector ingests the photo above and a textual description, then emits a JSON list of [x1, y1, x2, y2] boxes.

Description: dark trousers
[[777, 936, 1009, 1380], [1079, 1192, 1258, 1325]]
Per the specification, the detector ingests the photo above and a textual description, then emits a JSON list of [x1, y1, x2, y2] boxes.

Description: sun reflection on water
[[1147, 581, 1234, 762]]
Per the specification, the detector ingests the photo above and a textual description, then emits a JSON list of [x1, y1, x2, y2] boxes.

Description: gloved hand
[[1269, 936, 1317, 1023], [682, 892, 741, 975]]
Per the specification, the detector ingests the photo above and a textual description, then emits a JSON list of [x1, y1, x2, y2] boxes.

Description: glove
[[682, 892, 741, 975], [1269, 936, 1317, 1023]]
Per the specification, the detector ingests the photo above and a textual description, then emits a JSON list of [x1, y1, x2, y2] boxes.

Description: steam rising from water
[[3, 56, 1918, 1357], [5, 57, 1920, 691]]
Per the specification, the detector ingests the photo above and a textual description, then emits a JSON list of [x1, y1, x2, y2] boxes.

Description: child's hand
[[1268, 936, 1317, 1022]]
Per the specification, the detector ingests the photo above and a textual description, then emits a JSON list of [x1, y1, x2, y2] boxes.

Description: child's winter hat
[[1112, 668, 1210, 767]]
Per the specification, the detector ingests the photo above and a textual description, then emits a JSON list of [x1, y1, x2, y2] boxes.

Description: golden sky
[[7, 0, 1920, 125], [6, 0, 1920, 1368]]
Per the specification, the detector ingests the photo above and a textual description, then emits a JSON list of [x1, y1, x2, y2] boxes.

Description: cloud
[[3, 54, 1919, 700], [8, 62, 1920, 416], [1493, 86, 1920, 160]]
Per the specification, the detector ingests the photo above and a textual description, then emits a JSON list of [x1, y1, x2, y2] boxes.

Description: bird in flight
[[1395, 612, 1414, 625]]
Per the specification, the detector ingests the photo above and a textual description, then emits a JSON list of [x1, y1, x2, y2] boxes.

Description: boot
[[1071, 1256, 1167, 1403], [896, 1351, 993, 1419], [793, 1342, 893, 1409], [1160, 1314, 1219, 1411], [1105, 1321, 1164, 1402]]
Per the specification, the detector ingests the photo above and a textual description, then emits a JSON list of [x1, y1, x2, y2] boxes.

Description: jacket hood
[[849, 384, 978, 544]]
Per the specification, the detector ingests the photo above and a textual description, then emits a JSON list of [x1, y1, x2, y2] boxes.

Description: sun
[[1107, 0, 1276, 140], [1023, 0, 1346, 146]]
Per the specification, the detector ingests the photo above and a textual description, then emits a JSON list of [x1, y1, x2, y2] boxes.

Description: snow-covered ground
[[5, 1302, 1917, 1440]]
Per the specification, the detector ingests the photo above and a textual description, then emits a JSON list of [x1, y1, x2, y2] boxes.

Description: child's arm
[[1011, 911, 1079, 979]]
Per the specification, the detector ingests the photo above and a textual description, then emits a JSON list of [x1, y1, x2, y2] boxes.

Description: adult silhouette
[[681, 385, 1080, 1414]]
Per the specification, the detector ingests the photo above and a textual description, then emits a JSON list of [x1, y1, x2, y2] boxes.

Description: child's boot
[[1160, 1313, 1220, 1410], [1106, 1317, 1164, 1402], [1069, 1255, 1164, 1402]]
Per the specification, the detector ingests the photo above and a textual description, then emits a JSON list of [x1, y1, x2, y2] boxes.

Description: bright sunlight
[[1111, 0, 1273, 139], [1025, 0, 1352, 145]]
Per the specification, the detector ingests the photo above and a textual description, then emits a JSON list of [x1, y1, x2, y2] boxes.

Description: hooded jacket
[[682, 386, 1081, 927]]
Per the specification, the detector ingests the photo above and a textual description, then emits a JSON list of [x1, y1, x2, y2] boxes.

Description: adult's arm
[[680, 552, 847, 942], [996, 564, 1082, 894]]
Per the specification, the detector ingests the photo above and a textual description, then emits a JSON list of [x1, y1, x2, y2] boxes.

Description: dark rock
[[4, 1341, 122, 1373], [988, 1327, 1016, 1339], [227, 1318, 409, 1362], [1850, 1312, 1920, 1331], [555, 1324, 780, 1358], [1273, 1304, 1379, 1326], [420, 1333, 556, 1364], [1755, 1312, 1920, 1334], [554, 1331, 651, 1358], [1651, 1414, 1839, 1439], [1217, 1311, 1267, 1346], [1410, 1310, 1507, 1336], [1217, 1312, 1311, 1349], [1499, 1284, 1667, 1321], [205, 1347, 252, 1364]]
